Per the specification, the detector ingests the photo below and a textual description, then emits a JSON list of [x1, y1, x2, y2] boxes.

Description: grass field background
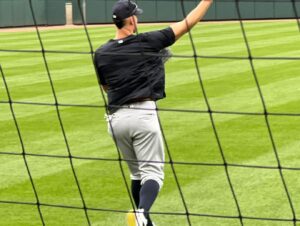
[[0, 20, 300, 226]]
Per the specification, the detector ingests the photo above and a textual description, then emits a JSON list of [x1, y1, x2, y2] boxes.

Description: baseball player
[[94, 0, 213, 225]]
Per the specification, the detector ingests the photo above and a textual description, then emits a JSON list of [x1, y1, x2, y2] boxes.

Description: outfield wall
[[72, 0, 300, 24], [0, 0, 65, 27], [0, 0, 299, 28]]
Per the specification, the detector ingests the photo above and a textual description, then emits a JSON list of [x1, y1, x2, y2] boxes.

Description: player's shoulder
[[139, 27, 175, 45], [94, 41, 118, 59], [95, 41, 112, 53], [141, 27, 173, 37]]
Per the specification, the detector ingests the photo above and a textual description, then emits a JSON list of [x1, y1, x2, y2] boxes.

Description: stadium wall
[[72, 0, 300, 24], [0, 0, 65, 28], [0, 0, 299, 27]]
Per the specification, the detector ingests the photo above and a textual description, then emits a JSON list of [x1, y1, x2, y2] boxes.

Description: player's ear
[[129, 16, 134, 26]]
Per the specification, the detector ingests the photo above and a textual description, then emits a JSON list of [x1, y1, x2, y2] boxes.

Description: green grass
[[0, 21, 300, 226]]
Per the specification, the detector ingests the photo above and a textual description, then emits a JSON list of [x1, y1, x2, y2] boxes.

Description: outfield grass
[[0, 21, 300, 226]]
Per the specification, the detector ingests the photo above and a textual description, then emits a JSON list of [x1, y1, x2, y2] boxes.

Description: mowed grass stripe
[[2, 59, 297, 113], [1, 22, 296, 50], [175, 36, 299, 56], [1, 56, 298, 115], [0, 19, 294, 38], [1, 57, 299, 109], [0, 53, 287, 85]]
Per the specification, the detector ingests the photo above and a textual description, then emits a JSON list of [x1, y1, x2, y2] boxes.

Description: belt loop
[[104, 113, 115, 122]]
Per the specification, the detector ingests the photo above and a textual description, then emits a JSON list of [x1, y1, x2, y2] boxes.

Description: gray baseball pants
[[106, 101, 165, 188]]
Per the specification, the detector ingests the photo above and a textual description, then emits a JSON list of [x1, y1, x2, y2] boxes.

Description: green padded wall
[[0, 0, 65, 28], [86, 0, 106, 23], [157, 0, 177, 21], [216, 0, 237, 20], [239, 1, 255, 19], [255, 0, 274, 18], [105, 0, 116, 22], [0, 0, 13, 27], [275, 0, 295, 18], [72, 0, 300, 24], [46, 0, 66, 25], [2, 0, 298, 27], [138, 0, 157, 21], [176, 0, 197, 20], [0, 0, 33, 27], [72, 0, 81, 24]]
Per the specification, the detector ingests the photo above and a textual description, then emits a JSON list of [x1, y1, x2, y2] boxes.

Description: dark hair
[[113, 19, 125, 29]]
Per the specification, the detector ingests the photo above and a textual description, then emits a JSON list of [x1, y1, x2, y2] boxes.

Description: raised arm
[[170, 0, 213, 41]]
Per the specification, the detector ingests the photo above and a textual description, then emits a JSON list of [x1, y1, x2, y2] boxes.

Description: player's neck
[[115, 27, 134, 40]]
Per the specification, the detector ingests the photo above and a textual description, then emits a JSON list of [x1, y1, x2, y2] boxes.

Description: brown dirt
[[0, 19, 296, 33], [0, 24, 114, 33]]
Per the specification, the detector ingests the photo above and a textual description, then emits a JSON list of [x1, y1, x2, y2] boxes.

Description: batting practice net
[[0, 0, 300, 225]]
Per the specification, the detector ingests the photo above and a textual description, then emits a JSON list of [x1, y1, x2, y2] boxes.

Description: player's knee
[[141, 175, 164, 190], [130, 174, 141, 181]]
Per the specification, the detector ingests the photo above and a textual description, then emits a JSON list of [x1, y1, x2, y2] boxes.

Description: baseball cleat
[[127, 209, 148, 226]]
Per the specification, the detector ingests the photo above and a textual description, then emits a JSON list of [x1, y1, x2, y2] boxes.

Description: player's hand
[[171, 0, 213, 40]]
